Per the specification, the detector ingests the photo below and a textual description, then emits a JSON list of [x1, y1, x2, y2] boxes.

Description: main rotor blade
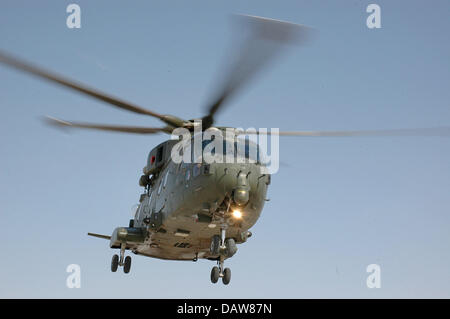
[[203, 15, 313, 128], [240, 127, 450, 137], [0, 50, 168, 121], [45, 116, 170, 134]]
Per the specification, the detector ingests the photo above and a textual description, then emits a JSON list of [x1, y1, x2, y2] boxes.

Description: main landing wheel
[[111, 254, 119, 272], [210, 235, 221, 255], [222, 268, 231, 285], [209, 226, 234, 285], [210, 266, 220, 284], [123, 256, 132, 274]]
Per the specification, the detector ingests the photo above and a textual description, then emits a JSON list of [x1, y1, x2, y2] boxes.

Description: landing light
[[232, 210, 242, 219]]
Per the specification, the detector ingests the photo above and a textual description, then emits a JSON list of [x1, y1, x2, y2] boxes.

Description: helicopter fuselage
[[110, 137, 271, 261]]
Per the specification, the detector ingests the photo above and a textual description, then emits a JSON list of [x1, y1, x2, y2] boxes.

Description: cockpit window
[[237, 140, 258, 163], [202, 138, 259, 163], [193, 163, 201, 177]]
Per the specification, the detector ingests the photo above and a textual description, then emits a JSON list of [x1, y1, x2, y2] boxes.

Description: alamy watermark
[[366, 4, 381, 29], [66, 3, 381, 31], [366, 264, 381, 288], [66, 4, 81, 29], [66, 264, 81, 288]]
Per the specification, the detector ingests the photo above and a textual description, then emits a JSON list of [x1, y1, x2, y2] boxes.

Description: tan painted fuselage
[[128, 139, 270, 261]]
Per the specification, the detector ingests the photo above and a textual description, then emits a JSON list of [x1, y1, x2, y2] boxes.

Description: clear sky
[[0, 0, 449, 298]]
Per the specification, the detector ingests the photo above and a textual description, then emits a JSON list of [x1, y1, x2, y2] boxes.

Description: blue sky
[[0, 0, 449, 298]]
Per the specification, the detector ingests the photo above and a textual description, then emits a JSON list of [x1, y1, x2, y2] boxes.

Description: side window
[[177, 163, 186, 185], [143, 194, 151, 215], [157, 179, 163, 195], [163, 171, 169, 188], [193, 163, 201, 177], [185, 167, 191, 182], [133, 204, 140, 220], [156, 146, 164, 162]]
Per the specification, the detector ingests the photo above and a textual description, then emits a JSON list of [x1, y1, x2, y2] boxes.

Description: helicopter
[[1, 15, 449, 285]]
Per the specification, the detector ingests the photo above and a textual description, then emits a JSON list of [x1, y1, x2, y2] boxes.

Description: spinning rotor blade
[[240, 127, 450, 137], [0, 50, 187, 127], [45, 116, 169, 135], [202, 15, 313, 128]]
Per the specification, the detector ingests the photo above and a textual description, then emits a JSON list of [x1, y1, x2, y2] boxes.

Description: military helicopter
[[1, 15, 449, 285]]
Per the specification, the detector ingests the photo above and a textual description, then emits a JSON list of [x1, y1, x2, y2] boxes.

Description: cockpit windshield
[[201, 138, 260, 163]]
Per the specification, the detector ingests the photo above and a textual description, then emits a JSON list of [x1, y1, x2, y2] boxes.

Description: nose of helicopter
[[212, 163, 255, 206], [207, 162, 268, 229]]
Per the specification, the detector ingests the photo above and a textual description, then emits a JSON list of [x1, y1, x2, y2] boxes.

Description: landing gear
[[224, 238, 237, 258], [222, 268, 231, 285], [210, 257, 232, 285], [111, 243, 132, 274], [210, 266, 220, 283], [123, 256, 132, 274], [210, 235, 221, 255], [209, 225, 235, 285], [111, 254, 119, 272]]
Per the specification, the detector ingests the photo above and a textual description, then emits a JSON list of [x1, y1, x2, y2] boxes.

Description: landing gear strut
[[111, 243, 132, 274], [209, 225, 233, 285]]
